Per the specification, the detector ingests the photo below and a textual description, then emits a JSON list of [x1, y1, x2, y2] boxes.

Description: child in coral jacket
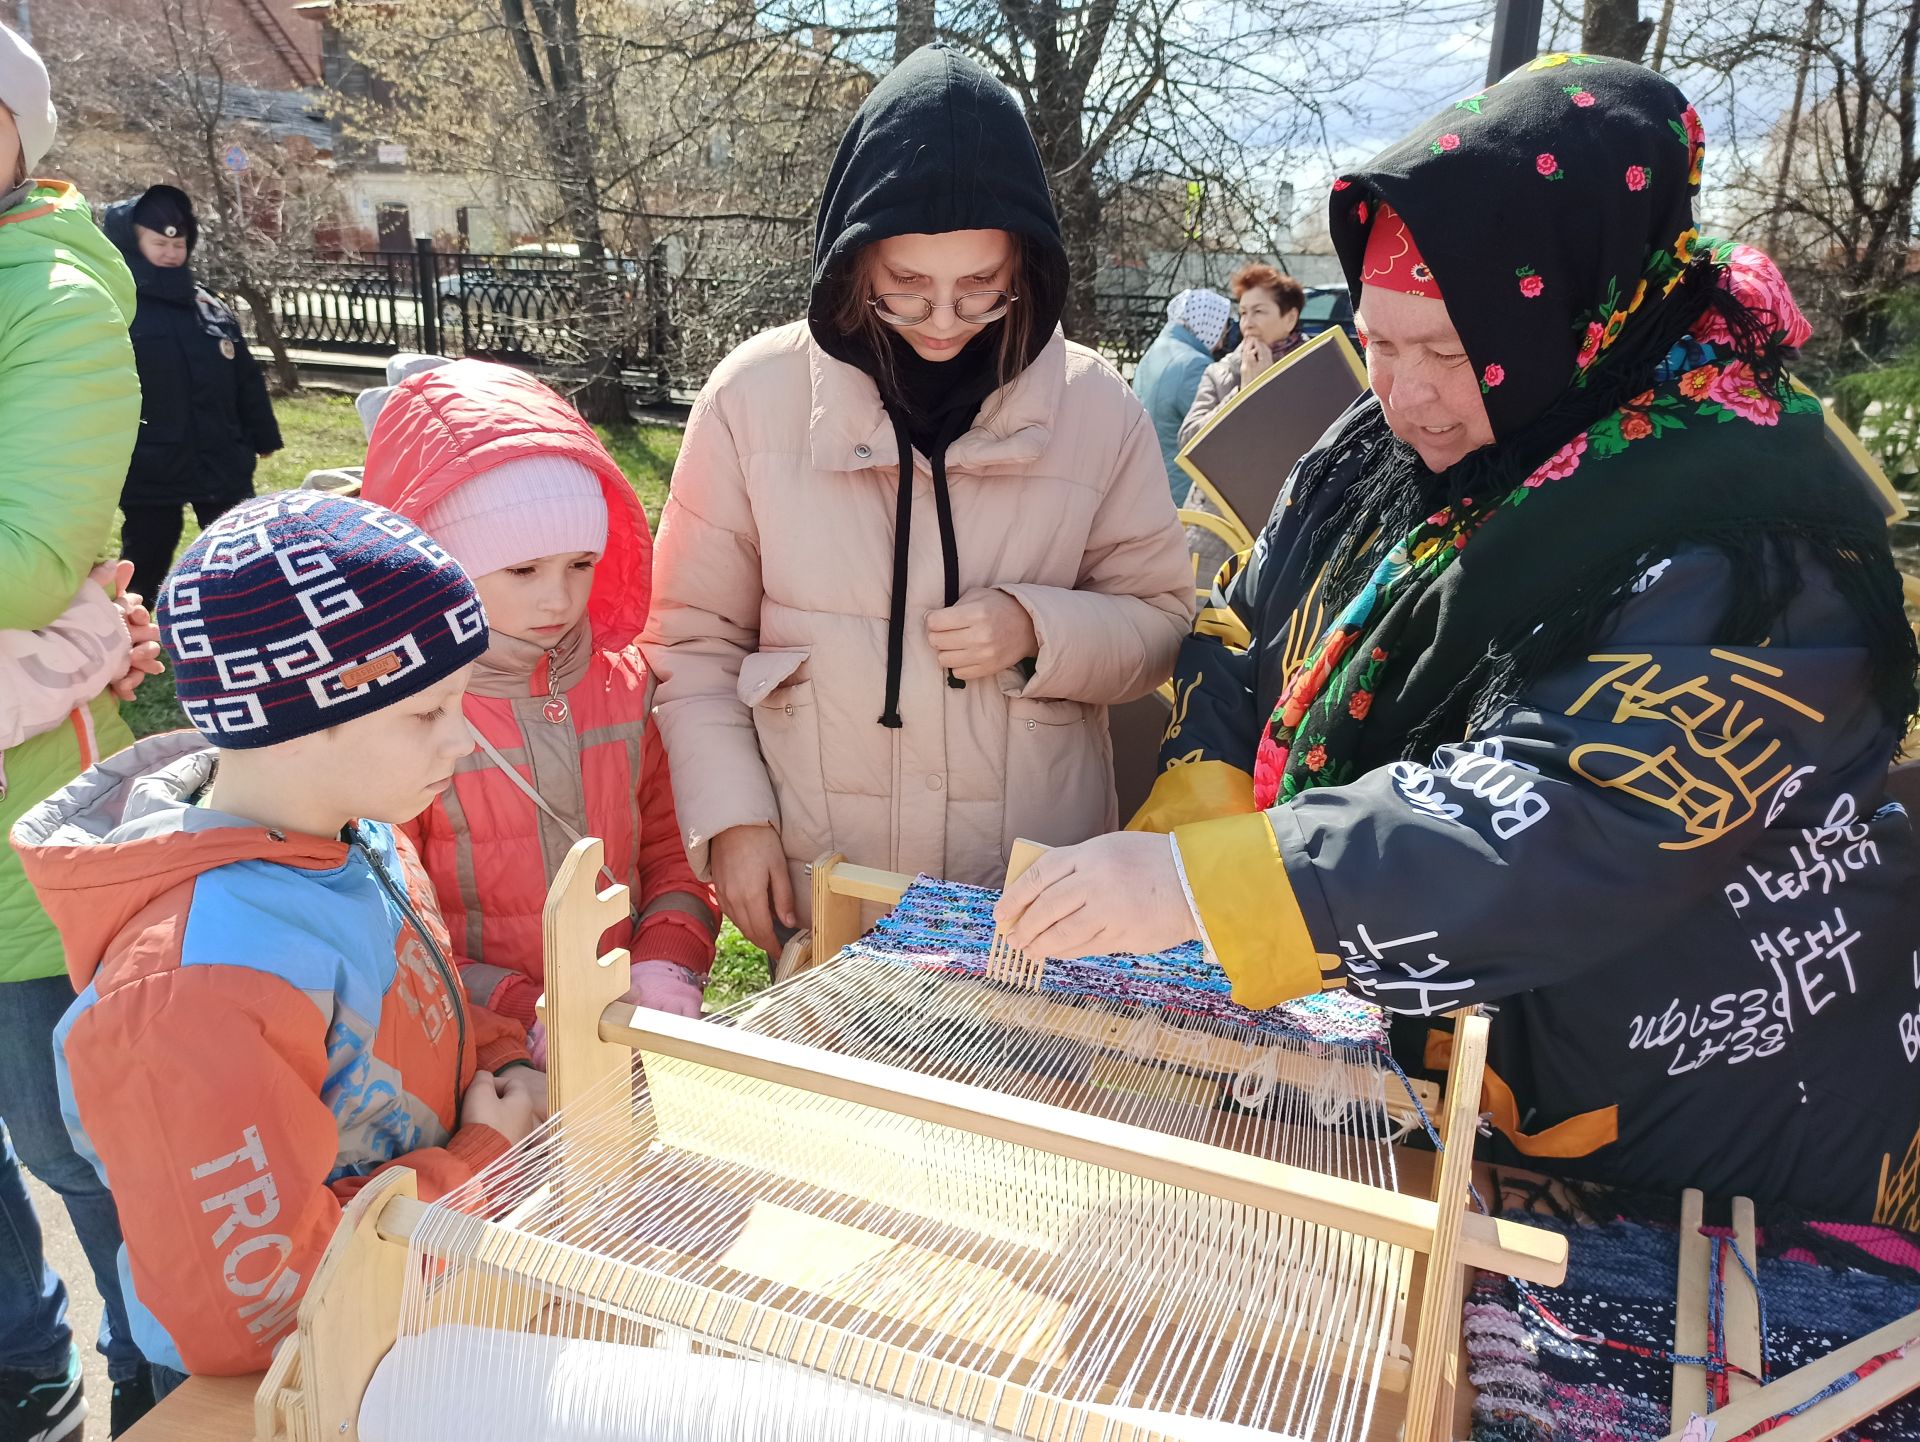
[[11, 493, 541, 1379], [359, 358, 719, 1041]]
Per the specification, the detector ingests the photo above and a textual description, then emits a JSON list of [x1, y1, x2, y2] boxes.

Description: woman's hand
[[1241, 335, 1276, 381], [709, 823, 796, 954], [91, 560, 164, 701], [926, 588, 1038, 681], [623, 959, 705, 1018], [992, 832, 1200, 960]]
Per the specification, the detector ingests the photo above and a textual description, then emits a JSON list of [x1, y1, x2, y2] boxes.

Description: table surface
[[124, 1373, 260, 1442]]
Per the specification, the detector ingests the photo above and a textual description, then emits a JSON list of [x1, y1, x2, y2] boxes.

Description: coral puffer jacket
[[362, 362, 717, 1025]]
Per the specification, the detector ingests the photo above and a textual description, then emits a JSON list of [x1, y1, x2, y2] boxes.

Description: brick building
[[10, 0, 321, 91]]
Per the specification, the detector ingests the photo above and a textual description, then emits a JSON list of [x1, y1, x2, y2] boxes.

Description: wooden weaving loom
[[250, 841, 1915, 1442], [253, 838, 1559, 1442]]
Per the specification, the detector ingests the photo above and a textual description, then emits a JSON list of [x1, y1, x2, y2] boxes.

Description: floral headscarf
[[1329, 52, 1707, 440], [1246, 55, 1913, 809]]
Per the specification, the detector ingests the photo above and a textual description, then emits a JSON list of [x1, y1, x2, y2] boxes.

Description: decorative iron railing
[[235, 240, 1178, 396]]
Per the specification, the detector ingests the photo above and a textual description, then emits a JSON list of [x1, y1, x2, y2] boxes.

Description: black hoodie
[[805, 42, 1070, 726], [103, 185, 280, 510]]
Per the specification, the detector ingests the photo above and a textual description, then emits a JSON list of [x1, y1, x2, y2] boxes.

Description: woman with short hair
[[1175, 262, 1308, 451], [1177, 264, 1309, 578]]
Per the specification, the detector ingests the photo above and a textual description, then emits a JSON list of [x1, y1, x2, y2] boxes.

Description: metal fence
[[236, 239, 1175, 397]]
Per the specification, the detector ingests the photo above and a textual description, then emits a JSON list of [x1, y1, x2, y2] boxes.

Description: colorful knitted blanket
[[844, 876, 1388, 1054], [1469, 1203, 1920, 1441]]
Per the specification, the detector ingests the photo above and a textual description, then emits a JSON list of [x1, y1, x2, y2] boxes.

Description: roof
[[219, 81, 333, 150], [1097, 249, 1346, 300]]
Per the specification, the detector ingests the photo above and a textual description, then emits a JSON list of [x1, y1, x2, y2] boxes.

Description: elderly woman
[[1175, 263, 1307, 452], [995, 56, 1919, 1222], [1132, 287, 1232, 494]]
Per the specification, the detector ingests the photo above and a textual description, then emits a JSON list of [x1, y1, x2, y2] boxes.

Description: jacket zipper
[[541, 647, 569, 725], [350, 824, 469, 1095]]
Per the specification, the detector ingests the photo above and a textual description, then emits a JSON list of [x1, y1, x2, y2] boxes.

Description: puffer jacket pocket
[[1003, 695, 1118, 851], [738, 649, 831, 862]]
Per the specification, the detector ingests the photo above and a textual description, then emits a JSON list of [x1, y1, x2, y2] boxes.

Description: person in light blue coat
[[1131, 288, 1230, 498]]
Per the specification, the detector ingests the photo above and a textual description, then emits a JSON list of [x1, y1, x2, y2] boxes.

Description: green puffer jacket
[[0, 181, 139, 985]]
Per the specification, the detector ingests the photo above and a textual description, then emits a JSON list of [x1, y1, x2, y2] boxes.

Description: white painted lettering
[[201, 1173, 281, 1249], [189, 1125, 271, 1181], [1795, 953, 1837, 1016], [223, 1233, 292, 1297], [1491, 790, 1552, 840], [237, 1270, 302, 1337]]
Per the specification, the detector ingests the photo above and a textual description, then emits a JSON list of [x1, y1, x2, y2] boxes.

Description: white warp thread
[[360, 1325, 1306, 1442]]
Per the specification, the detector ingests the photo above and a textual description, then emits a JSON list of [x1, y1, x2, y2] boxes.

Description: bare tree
[[497, 0, 625, 417], [934, 0, 1465, 336], [43, 0, 330, 391], [894, 0, 935, 63], [1582, 0, 1652, 62], [336, 0, 870, 412], [1666, 0, 1918, 381]]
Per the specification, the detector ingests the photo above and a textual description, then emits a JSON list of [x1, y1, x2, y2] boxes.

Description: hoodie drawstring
[[878, 406, 968, 729]]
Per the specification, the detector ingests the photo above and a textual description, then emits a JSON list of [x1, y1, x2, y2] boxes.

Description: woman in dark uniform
[[105, 185, 281, 602]]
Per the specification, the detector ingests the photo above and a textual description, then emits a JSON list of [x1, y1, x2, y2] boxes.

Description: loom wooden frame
[[250, 840, 1914, 1442], [257, 839, 1545, 1441]]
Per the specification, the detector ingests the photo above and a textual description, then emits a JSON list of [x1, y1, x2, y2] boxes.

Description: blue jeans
[[0, 976, 145, 1381], [0, 1118, 69, 1377]]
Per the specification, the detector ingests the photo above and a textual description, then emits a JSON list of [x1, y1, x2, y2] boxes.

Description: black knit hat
[[129, 184, 198, 251]]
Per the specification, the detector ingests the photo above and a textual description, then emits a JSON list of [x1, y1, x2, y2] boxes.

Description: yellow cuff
[[1171, 810, 1331, 1011], [1127, 759, 1256, 834]]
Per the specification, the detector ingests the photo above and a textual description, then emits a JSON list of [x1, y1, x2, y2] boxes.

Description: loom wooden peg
[[1402, 1008, 1488, 1442], [809, 850, 859, 965], [1726, 1196, 1762, 1402], [1671, 1188, 1709, 1427], [544, 838, 634, 1114]]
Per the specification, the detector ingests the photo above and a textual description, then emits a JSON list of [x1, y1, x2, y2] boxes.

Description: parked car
[[1298, 285, 1358, 344], [438, 243, 639, 302]]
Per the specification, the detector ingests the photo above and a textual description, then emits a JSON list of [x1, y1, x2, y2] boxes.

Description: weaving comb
[[984, 838, 1050, 989]]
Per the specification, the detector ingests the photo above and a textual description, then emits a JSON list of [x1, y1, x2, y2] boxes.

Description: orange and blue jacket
[[10, 731, 530, 1376], [361, 361, 718, 1024]]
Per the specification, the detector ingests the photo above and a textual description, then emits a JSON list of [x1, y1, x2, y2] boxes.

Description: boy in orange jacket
[[358, 358, 718, 1051], [11, 492, 541, 1380]]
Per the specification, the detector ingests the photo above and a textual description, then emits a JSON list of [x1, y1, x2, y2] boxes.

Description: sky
[[1264, 3, 1800, 247]]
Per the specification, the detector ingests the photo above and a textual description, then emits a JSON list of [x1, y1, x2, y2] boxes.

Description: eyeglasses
[[868, 291, 1019, 326]]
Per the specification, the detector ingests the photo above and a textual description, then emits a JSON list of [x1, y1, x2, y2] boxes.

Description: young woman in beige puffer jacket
[[640, 43, 1194, 951]]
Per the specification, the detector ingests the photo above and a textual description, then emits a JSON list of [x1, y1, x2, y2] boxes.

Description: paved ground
[[25, 1171, 112, 1437]]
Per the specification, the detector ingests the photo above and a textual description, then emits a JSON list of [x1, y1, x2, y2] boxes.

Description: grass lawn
[[116, 390, 772, 1004], [121, 390, 681, 734]]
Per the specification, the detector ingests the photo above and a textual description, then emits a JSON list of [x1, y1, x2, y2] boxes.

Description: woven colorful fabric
[[845, 875, 1388, 1052], [1468, 1208, 1920, 1441]]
